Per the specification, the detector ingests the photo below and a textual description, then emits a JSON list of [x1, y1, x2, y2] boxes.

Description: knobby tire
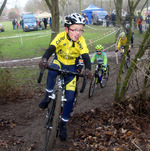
[[100, 65, 109, 88], [126, 58, 130, 68], [89, 75, 96, 98], [47, 91, 62, 150], [44, 99, 56, 151]]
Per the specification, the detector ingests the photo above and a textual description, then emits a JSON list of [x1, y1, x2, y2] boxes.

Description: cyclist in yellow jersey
[[38, 13, 92, 141], [116, 32, 131, 58]]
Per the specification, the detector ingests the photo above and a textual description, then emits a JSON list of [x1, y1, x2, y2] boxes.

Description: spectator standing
[[49, 17, 52, 28], [20, 20, 22, 28], [124, 11, 130, 27], [137, 12, 143, 34], [16, 20, 19, 29], [43, 18, 48, 29], [12, 19, 16, 30], [146, 13, 150, 24], [111, 12, 116, 27], [105, 13, 111, 27]]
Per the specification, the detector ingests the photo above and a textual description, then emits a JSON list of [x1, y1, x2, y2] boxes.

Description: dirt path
[[1, 47, 144, 150]]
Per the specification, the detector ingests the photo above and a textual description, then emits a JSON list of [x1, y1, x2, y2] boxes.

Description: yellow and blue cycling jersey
[[50, 31, 89, 65], [117, 37, 131, 52], [117, 37, 128, 48]]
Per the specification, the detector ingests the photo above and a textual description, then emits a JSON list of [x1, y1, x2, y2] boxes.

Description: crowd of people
[[12, 19, 24, 30], [12, 17, 52, 30]]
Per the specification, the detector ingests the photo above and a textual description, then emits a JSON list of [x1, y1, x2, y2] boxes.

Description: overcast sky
[[0, 0, 28, 9]]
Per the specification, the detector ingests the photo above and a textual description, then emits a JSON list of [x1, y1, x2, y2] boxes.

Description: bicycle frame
[[95, 64, 104, 83], [38, 66, 87, 151], [120, 46, 130, 73], [89, 63, 109, 98]]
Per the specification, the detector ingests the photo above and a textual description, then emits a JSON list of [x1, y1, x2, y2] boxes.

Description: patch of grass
[[0, 21, 117, 60]]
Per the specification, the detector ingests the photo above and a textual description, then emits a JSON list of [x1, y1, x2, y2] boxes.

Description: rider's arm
[[117, 38, 121, 50], [90, 54, 96, 63], [103, 53, 107, 67], [81, 53, 91, 70], [42, 45, 56, 60]]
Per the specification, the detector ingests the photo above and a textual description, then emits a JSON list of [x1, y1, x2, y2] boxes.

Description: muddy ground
[[0, 46, 150, 151]]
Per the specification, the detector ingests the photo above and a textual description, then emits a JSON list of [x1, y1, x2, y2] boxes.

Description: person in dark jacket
[[12, 19, 16, 30], [105, 13, 111, 27], [43, 18, 48, 29]]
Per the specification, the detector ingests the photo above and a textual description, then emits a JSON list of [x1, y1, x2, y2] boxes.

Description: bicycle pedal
[[61, 96, 67, 102], [49, 93, 56, 99]]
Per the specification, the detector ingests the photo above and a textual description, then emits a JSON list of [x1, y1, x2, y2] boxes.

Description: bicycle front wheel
[[46, 91, 62, 150], [89, 75, 98, 98], [126, 58, 130, 68], [44, 99, 56, 151]]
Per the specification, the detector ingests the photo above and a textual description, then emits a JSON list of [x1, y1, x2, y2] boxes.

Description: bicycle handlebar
[[37, 66, 87, 93], [37, 67, 45, 83], [92, 62, 105, 68], [37, 59, 47, 83]]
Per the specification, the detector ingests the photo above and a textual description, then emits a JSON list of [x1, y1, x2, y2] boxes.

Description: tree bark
[[0, 0, 7, 16], [120, 24, 150, 101], [45, 0, 60, 43], [114, 0, 123, 28]]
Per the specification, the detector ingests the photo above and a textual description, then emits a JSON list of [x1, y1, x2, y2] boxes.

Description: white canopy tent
[[36, 12, 51, 19]]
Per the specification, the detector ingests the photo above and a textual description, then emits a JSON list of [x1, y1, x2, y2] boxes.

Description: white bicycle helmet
[[120, 32, 126, 37], [64, 13, 86, 27]]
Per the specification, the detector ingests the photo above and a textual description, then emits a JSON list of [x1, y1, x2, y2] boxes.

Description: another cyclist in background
[[91, 44, 107, 78], [38, 13, 92, 141], [116, 32, 131, 59]]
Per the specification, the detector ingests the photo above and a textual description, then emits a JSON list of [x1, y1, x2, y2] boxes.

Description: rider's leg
[[103, 67, 107, 79], [39, 60, 61, 109], [59, 64, 76, 141], [127, 49, 130, 59]]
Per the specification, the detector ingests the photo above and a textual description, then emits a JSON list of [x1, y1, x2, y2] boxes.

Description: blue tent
[[82, 4, 103, 24]]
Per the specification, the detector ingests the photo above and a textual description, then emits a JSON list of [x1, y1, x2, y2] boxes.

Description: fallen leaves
[[68, 107, 150, 151]]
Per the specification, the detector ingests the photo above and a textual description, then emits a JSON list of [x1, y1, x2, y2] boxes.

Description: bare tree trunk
[[114, 0, 123, 28], [120, 24, 150, 101], [45, 0, 60, 43], [115, 0, 143, 102], [0, 0, 7, 16]]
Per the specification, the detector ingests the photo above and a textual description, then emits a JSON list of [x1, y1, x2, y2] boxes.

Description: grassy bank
[[0, 21, 118, 60]]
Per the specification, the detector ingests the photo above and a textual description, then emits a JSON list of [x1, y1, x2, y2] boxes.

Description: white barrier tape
[[86, 28, 119, 46], [85, 24, 117, 31], [0, 57, 41, 64], [87, 28, 118, 43], [103, 43, 116, 51], [0, 65, 39, 69], [0, 31, 51, 40]]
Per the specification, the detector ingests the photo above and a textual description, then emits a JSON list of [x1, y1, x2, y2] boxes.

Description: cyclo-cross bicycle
[[38, 66, 87, 151], [89, 61, 109, 98], [120, 46, 130, 73]]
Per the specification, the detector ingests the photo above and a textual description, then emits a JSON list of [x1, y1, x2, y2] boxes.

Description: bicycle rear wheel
[[89, 75, 98, 98], [44, 99, 56, 151], [46, 91, 62, 150]]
